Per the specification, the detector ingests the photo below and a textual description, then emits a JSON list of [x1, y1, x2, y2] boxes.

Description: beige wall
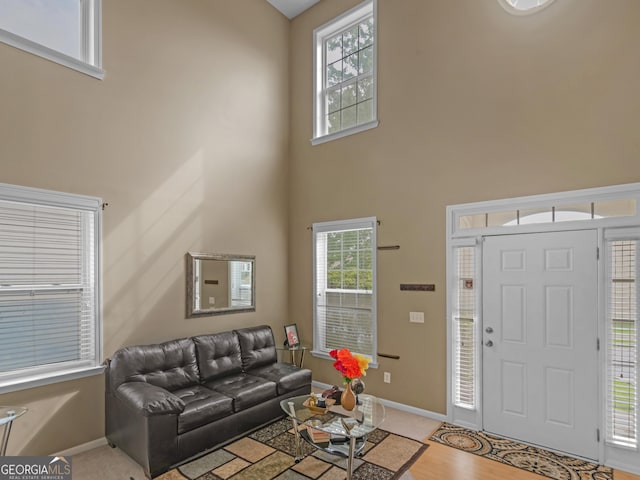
[[0, 0, 290, 455], [288, 0, 640, 414]]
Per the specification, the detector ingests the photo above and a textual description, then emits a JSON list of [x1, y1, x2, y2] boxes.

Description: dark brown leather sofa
[[105, 325, 311, 478]]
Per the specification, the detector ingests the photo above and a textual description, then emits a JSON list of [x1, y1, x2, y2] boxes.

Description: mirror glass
[[186, 252, 255, 317]]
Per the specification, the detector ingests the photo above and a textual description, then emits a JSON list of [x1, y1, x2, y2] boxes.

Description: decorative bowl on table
[[303, 396, 336, 413]]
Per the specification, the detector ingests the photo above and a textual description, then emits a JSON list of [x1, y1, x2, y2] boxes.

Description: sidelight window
[[607, 238, 638, 448]]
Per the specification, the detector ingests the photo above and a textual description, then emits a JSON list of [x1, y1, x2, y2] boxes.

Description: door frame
[[446, 182, 640, 472]]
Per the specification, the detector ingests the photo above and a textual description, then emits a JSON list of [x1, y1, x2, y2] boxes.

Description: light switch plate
[[409, 311, 424, 323]]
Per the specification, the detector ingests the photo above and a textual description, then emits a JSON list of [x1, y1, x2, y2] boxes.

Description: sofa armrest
[[115, 382, 185, 417]]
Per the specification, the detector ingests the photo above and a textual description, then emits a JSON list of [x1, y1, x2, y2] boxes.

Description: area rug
[[156, 417, 428, 480], [429, 422, 613, 480]]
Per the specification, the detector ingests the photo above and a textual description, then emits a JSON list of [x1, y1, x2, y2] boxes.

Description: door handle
[[485, 340, 494, 347], [485, 327, 493, 334]]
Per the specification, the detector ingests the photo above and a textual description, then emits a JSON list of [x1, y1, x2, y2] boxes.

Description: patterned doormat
[[429, 423, 613, 480], [156, 417, 428, 480]]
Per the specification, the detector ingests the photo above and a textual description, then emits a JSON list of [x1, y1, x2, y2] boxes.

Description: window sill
[[0, 29, 105, 80], [0, 365, 105, 394], [311, 120, 379, 146]]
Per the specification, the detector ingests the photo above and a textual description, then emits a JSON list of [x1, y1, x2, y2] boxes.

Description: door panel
[[502, 361, 527, 416], [483, 230, 599, 460]]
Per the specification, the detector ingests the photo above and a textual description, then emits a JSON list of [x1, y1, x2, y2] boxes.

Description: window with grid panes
[[312, 0, 377, 144]]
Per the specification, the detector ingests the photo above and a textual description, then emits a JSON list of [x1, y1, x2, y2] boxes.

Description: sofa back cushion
[[109, 337, 199, 392], [193, 331, 243, 382], [235, 325, 277, 371]]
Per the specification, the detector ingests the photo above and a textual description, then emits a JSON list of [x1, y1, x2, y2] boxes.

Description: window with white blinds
[[453, 246, 476, 409], [607, 239, 638, 448], [0, 183, 102, 393], [313, 217, 377, 362]]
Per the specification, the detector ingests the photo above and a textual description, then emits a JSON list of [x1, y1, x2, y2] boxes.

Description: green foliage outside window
[[326, 228, 373, 290]]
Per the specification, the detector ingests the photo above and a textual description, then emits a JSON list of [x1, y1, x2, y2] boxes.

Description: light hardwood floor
[[409, 435, 640, 480]]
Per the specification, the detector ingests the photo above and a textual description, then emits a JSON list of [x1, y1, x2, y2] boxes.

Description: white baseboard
[[311, 380, 447, 423], [52, 437, 107, 457]]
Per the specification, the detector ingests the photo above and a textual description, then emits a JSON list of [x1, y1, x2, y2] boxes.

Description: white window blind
[[607, 239, 638, 448], [313, 217, 377, 362], [0, 184, 102, 393], [453, 246, 476, 409]]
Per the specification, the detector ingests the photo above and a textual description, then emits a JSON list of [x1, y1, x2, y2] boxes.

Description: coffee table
[[280, 394, 385, 480], [0, 406, 27, 456]]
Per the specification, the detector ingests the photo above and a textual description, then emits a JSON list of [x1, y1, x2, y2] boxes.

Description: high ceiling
[[265, 0, 320, 19]]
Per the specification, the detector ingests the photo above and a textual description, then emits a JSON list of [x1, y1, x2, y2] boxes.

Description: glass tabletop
[[281, 394, 385, 439], [0, 406, 27, 426]]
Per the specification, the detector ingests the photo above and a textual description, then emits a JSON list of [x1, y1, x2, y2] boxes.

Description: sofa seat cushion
[[248, 363, 312, 395], [173, 385, 234, 434], [205, 373, 277, 411]]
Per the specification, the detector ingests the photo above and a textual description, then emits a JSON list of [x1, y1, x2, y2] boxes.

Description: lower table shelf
[[299, 429, 367, 459]]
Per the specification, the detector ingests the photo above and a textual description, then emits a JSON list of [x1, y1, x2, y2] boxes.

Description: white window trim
[[446, 182, 640, 473], [311, 0, 378, 145], [0, 0, 104, 80], [311, 216, 378, 368], [0, 183, 103, 394]]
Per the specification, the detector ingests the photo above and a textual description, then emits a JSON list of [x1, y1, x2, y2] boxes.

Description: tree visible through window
[[313, 0, 377, 144], [325, 16, 375, 134]]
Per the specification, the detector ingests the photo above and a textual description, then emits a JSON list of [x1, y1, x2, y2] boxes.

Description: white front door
[[482, 230, 599, 460]]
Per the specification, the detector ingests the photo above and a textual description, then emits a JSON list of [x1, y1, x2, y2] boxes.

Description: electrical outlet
[[383, 372, 391, 383]]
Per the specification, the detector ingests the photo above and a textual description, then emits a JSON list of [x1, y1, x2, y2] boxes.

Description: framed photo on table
[[284, 323, 300, 347]]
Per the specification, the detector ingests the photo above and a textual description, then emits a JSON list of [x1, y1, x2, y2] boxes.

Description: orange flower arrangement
[[329, 348, 370, 383]]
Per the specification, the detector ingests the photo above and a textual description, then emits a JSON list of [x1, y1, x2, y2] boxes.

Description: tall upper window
[[0, 0, 103, 79], [312, 0, 378, 145], [0, 183, 103, 393], [312, 217, 377, 364]]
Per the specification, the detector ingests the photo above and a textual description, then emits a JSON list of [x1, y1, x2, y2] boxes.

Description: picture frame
[[284, 323, 300, 347]]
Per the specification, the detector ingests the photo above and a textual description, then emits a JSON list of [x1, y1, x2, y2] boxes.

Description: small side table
[[0, 406, 27, 456], [276, 345, 307, 368]]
